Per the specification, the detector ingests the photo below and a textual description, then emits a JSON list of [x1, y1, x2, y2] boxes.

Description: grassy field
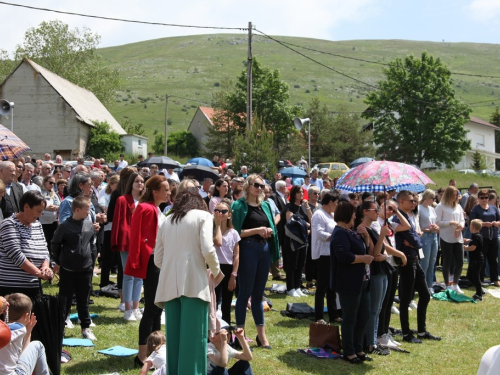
[[53, 265, 499, 375], [98, 35, 500, 143]]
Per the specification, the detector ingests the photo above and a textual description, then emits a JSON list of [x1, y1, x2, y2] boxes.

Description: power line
[[0, 1, 246, 30], [258, 35, 500, 79]]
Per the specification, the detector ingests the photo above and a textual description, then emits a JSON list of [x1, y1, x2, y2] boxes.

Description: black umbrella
[[31, 293, 66, 375], [137, 156, 179, 170], [179, 165, 220, 182]]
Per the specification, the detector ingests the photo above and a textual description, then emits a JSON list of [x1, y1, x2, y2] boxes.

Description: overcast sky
[[0, 0, 499, 54]]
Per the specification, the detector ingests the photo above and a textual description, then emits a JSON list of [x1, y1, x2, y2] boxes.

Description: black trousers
[[399, 255, 430, 335], [42, 221, 58, 252], [314, 256, 339, 322], [284, 238, 307, 291], [378, 267, 399, 336], [304, 234, 317, 283], [59, 268, 93, 329], [215, 263, 235, 325], [468, 258, 484, 295], [138, 255, 163, 345], [481, 238, 499, 282], [99, 231, 113, 288], [0, 286, 41, 301], [440, 239, 463, 285]]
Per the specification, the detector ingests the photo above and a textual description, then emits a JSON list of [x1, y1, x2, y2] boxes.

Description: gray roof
[[22, 58, 126, 135]]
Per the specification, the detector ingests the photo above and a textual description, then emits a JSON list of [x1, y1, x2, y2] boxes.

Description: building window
[[138, 139, 142, 146]]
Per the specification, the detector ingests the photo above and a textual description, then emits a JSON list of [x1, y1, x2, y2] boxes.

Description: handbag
[[309, 322, 341, 351]]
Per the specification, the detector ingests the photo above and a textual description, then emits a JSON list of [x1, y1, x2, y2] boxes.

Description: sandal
[[316, 319, 328, 325], [357, 353, 373, 362]]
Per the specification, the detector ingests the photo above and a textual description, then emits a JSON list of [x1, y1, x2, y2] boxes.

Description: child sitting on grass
[[51, 196, 97, 341], [464, 219, 485, 301], [139, 330, 166, 375], [207, 327, 253, 375], [0, 293, 49, 375]]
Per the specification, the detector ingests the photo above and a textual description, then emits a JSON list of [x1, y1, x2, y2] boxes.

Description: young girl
[[213, 199, 240, 325], [207, 327, 253, 375], [139, 330, 166, 375]]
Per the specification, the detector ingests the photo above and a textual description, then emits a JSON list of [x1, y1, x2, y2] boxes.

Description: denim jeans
[[399, 255, 430, 335], [235, 238, 270, 327], [366, 273, 387, 346], [338, 280, 370, 356], [120, 251, 143, 303], [420, 232, 438, 287], [15, 340, 50, 375]]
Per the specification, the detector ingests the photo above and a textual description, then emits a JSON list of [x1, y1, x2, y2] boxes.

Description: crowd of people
[[0, 153, 499, 373]]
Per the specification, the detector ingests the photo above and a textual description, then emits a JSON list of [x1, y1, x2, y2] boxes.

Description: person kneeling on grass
[[207, 327, 253, 375], [51, 196, 97, 341], [140, 330, 166, 375], [0, 293, 50, 375]]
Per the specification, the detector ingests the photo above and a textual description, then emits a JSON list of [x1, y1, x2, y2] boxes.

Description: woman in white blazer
[[154, 180, 221, 375]]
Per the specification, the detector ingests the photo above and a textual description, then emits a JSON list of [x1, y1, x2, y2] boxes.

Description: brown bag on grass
[[308, 322, 341, 351]]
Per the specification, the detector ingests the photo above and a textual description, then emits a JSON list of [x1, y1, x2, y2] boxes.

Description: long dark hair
[[354, 200, 374, 229], [124, 172, 143, 196], [141, 175, 168, 203], [290, 185, 303, 205], [212, 179, 226, 198], [170, 191, 208, 224], [117, 167, 136, 195]]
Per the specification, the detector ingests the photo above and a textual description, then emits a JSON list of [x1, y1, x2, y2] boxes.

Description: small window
[[138, 140, 142, 146]]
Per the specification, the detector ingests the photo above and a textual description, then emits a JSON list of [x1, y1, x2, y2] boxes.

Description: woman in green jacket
[[231, 174, 279, 350]]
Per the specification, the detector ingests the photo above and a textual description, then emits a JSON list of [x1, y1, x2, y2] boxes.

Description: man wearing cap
[[460, 183, 479, 209]]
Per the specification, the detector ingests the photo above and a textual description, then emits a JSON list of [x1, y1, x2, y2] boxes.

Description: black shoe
[[403, 333, 422, 344], [473, 294, 483, 301], [418, 332, 441, 341], [357, 353, 373, 362], [133, 355, 144, 368], [343, 355, 362, 364], [255, 335, 271, 349], [368, 345, 390, 356]]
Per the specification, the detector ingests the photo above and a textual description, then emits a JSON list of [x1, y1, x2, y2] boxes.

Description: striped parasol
[[335, 160, 434, 193], [0, 124, 30, 160]]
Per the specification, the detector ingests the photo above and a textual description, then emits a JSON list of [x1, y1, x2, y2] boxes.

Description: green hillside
[[99, 34, 500, 141]]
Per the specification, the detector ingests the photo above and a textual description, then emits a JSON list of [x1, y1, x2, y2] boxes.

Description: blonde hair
[[243, 174, 265, 205], [419, 189, 436, 204], [146, 330, 166, 357], [470, 219, 483, 232], [441, 186, 459, 208], [177, 178, 198, 195], [105, 174, 120, 194]]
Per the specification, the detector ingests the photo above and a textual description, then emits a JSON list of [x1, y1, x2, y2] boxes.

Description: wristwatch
[[231, 272, 238, 277]]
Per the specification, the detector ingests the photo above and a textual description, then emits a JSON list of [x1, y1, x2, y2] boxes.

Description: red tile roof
[[470, 116, 499, 129]]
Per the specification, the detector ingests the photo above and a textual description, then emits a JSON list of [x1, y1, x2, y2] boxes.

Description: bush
[[87, 121, 123, 160]]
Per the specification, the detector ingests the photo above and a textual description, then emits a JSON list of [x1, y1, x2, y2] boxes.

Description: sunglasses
[[479, 196, 489, 200], [311, 192, 319, 195], [214, 209, 229, 214], [366, 208, 379, 212], [48, 181, 55, 185], [252, 182, 265, 189], [386, 206, 396, 212], [405, 199, 417, 204]]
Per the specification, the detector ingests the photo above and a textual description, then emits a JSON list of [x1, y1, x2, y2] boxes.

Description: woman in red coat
[[111, 172, 145, 321], [125, 175, 171, 366]]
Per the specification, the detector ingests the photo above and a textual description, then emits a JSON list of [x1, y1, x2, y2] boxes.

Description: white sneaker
[[118, 303, 125, 312], [409, 300, 418, 310], [287, 289, 300, 297], [65, 318, 74, 329], [77, 318, 96, 327], [82, 328, 97, 341], [388, 334, 401, 346], [391, 305, 400, 315], [377, 334, 391, 346], [453, 285, 464, 294], [133, 308, 143, 320], [428, 288, 434, 295], [296, 289, 306, 297], [124, 309, 137, 321]]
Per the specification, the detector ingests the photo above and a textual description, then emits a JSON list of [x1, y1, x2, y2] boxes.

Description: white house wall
[[0, 62, 82, 158]]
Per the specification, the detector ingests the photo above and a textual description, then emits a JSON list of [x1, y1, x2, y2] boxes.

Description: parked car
[[458, 169, 476, 174], [314, 162, 350, 173], [475, 169, 494, 176]]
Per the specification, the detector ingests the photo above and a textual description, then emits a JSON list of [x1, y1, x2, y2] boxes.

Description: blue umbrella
[[280, 166, 307, 179], [349, 157, 374, 169], [186, 157, 214, 167]]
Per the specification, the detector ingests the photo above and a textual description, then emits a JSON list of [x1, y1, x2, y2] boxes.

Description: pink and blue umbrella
[[335, 160, 434, 193], [0, 124, 30, 160]]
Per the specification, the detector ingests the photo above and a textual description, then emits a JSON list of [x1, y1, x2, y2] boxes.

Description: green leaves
[[363, 52, 472, 167], [12, 20, 119, 107], [87, 121, 123, 159]]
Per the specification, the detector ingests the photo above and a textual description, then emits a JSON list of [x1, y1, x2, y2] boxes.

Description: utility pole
[[164, 94, 169, 155], [247, 22, 252, 130]]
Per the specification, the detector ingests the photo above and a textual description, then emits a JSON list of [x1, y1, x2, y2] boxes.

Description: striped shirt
[[0, 215, 49, 289]]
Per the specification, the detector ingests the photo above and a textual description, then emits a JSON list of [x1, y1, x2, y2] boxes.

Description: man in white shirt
[[161, 168, 180, 183], [118, 154, 128, 169], [20, 163, 41, 193], [199, 178, 213, 198], [310, 169, 324, 190]]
